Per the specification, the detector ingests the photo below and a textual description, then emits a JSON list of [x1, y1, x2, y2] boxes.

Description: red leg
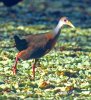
[[12, 54, 19, 75], [12, 50, 30, 75], [32, 63, 35, 79], [32, 59, 38, 79]]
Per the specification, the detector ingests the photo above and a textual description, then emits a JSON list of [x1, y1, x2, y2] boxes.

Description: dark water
[[0, 0, 91, 28]]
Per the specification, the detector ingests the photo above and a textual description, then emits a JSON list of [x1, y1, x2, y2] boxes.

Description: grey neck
[[53, 21, 63, 37]]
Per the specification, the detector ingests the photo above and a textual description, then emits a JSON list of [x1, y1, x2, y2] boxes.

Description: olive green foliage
[[0, 0, 91, 99]]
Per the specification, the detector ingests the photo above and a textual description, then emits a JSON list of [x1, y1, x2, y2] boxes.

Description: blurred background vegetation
[[0, 0, 91, 27], [0, 0, 91, 99]]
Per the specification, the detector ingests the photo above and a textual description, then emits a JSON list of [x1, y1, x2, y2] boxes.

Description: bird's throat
[[53, 21, 63, 39], [54, 21, 63, 34]]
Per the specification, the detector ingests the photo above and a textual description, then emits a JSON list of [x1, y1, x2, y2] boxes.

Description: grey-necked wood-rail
[[12, 17, 75, 79]]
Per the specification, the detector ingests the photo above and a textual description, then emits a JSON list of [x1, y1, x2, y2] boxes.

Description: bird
[[0, 0, 23, 7], [12, 17, 75, 79]]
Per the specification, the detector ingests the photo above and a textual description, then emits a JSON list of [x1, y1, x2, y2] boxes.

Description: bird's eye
[[64, 19, 67, 22]]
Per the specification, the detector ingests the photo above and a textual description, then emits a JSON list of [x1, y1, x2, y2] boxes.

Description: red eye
[[64, 19, 67, 22]]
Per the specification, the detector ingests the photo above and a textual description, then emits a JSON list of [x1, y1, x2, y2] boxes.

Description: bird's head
[[58, 17, 75, 28]]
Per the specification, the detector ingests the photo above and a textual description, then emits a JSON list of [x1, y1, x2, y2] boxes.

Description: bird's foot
[[30, 73, 35, 80], [12, 66, 17, 75], [28, 75, 35, 81], [30, 76, 35, 81]]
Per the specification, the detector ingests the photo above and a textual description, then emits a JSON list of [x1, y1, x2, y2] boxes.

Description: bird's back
[[25, 32, 55, 49]]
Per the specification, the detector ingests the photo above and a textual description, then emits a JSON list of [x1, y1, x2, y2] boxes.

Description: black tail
[[14, 35, 28, 51], [14, 35, 21, 45]]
